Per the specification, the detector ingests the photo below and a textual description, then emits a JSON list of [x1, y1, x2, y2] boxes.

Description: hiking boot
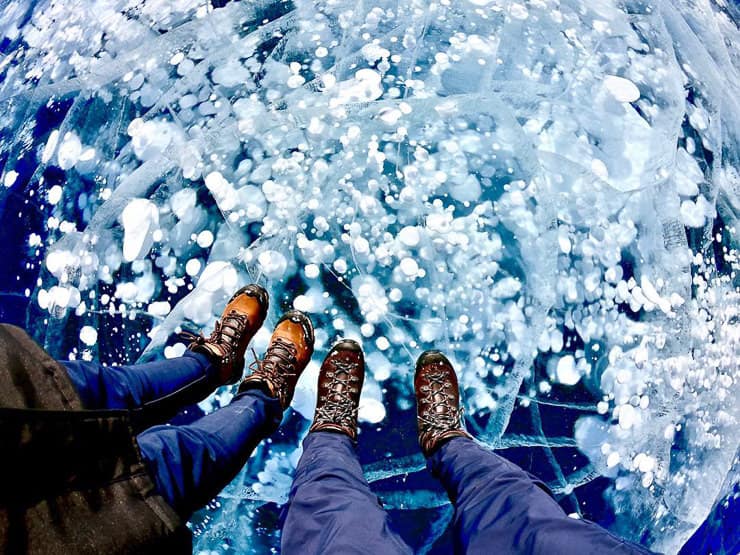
[[238, 310, 314, 410], [415, 350, 472, 456], [309, 339, 365, 441], [184, 284, 269, 385]]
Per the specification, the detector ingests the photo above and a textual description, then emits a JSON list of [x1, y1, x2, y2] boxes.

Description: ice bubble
[[618, 404, 636, 430], [121, 198, 159, 262], [352, 275, 388, 324], [558, 233, 572, 254], [366, 351, 391, 381], [359, 397, 386, 424], [148, 301, 171, 317], [361, 43, 390, 64], [128, 119, 176, 160], [388, 288, 402, 302], [3, 170, 18, 187], [378, 107, 403, 125], [449, 174, 482, 203], [638, 455, 656, 473], [212, 58, 250, 87], [304, 264, 320, 279], [170, 188, 197, 219], [353, 236, 370, 255], [604, 75, 640, 102], [47, 185, 63, 205], [426, 212, 452, 234], [48, 285, 80, 310], [196, 230, 214, 248], [555, 355, 581, 386], [79, 326, 98, 346], [41, 130, 59, 163], [398, 226, 421, 247], [292, 360, 321, 420], [57, 132, 82, 170], [164, 343, 187, 359], [185, 258, 201, 276], [287, 74, 306, 88], [675, 149, 702, 196], [490, 277, 522, 298], [292, 289, 328, 314], [199, 261, 238, 292], [204, 171, 238, 212], [332, 69, 383, 106], [400, 257, 419, 277], [258, 250, 288, 279], [420, 319, 443, 342], [680, 198, 706, 228]]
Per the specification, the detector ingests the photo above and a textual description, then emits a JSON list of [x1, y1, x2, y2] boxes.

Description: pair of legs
[[61, 284, 313, 518], [62, 350, 282, 517], [281, 350, 654, 554]]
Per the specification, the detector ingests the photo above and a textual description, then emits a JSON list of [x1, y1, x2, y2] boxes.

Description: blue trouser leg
[[281, 432, 412, 555], [428, 437, 655, 554], [136, 389, 282, 518], [61, 351, 218, 410]]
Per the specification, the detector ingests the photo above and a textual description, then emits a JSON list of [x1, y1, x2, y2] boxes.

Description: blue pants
[[281, 433, 654, 555], [64, 357, 653, 553], [62, 354, 282, 518]]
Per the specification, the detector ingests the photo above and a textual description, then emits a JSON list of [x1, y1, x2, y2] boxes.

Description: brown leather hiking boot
[[415, 350, 472, 456], [184, 284, 269, 385], [309, 339, 365, 441], [238, 310, 314, 410]]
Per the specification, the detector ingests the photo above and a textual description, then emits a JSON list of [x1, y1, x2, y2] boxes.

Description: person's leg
[[428, 437, 654, 554], [62, 283, 270, 410], [281, 432, 411, 555], [137, 388, 282, 517], [281, 340, 411, 555], [137, 309, 315, 518], [414, 350, 654, 555], [61, 351, 217, 410]]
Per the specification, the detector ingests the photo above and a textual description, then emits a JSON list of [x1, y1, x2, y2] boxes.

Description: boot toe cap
[[415, 350, 451, 373]]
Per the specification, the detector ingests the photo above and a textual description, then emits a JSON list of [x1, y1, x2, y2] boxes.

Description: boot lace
[[180, 311, 249, 352], [418, 370, 463, 437], [314, 359, 361, 430], [248, 337, 298, 404]]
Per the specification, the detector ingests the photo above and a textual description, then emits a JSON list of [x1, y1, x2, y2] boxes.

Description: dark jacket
[[0, 324, 191, 554]]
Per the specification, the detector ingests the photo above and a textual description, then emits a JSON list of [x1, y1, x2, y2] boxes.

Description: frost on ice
[[1, 0, 738, 553]]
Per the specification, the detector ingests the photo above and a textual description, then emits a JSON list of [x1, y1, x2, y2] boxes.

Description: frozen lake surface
[[0, 0, 738, 553]]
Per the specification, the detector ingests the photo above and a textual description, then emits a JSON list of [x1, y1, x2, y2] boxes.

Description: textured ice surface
[[1, 0, 739, 553]]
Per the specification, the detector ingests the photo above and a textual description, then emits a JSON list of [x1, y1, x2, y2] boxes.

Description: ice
[[3, 170, 18, 187], [2, 0, 738, 553], [56, 132, 82, 170], [79, 326, 98, 346], [554, 355, 581, 386], [603, 75, 641, 103], [121, 198, 159, 262]]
